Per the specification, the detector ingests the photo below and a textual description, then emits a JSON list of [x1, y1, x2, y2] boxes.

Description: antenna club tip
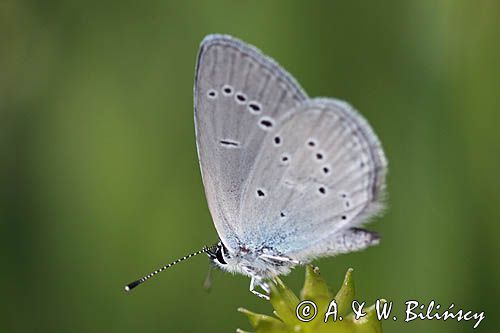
[[124, 279, 141, 291]]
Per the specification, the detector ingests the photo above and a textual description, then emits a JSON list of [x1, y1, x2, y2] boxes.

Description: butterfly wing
[[238, 98, 387, 256], [194, 35, 308, 249]]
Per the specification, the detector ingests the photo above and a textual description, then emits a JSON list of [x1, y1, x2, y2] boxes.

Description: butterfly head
[[206, 241, 230, 266]]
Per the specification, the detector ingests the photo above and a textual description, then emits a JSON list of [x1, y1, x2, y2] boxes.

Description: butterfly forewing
[[194, 35, 308, 248]]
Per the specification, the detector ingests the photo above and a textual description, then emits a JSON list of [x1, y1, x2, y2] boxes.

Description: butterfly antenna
[[124, 246, 213, 292]]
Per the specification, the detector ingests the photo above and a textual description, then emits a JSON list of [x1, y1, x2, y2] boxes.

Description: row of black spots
[[339, 192, 351, 209], [306, 138, 331, 178], [272, 134, 284, 169], [221, 84, 251, 109], [221, 84, 246, 105], [210, 84, 263, 114], [305, 138, 326, 162], [256, 188, 266, 198], [208, 84, 250, 105], [315, 186, 352, 202], [317, 186, 349, 205]]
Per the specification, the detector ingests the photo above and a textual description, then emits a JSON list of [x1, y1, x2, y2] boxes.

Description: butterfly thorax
[[207, 241, 298, 279]]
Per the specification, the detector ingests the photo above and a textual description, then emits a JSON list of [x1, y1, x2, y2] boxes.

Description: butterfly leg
[[249, 276, 270, 300], [260, 254, 302, 265], [259, 280, 271, 294]]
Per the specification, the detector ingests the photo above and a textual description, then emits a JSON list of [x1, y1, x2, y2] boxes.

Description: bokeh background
[[2, 1, 499, 332]]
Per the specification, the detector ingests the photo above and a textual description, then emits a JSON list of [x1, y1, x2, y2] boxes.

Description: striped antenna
[[124, 246, 212, 292]]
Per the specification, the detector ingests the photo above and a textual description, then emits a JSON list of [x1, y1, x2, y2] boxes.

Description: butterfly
[[125, 35, 387, 300]]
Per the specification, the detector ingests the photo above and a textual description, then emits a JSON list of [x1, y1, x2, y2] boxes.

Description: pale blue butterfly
[[125, 35, 387, 300]]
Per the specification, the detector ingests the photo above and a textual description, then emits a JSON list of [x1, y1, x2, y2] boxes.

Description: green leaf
[[269, 277, 300, 325], [300, 265, 332, 303], [238, 308, 288, 333], [334, 268, 355, 317]]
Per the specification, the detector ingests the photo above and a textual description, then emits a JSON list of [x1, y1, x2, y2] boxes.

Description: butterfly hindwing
[[238, 98, 387, 255]]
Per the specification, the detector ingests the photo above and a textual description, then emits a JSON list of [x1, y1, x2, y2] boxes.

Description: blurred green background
[[2, 1, 499, 332]]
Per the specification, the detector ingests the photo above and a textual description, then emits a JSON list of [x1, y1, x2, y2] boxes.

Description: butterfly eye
[[215, 247, 227, 265]]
